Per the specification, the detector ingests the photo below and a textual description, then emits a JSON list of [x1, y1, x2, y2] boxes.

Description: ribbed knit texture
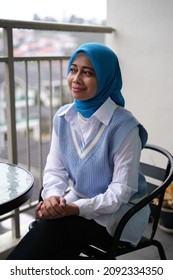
[[54, 105, 148, 199]]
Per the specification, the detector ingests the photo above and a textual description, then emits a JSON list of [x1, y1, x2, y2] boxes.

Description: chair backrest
[[140, 145, 173, 239], [108, 143, 173, 258]]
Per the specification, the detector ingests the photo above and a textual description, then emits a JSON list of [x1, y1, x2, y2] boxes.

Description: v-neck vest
[[53, 105, 148, 198]]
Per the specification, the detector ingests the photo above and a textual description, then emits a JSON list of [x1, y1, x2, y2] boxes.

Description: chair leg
[[152, 240, 167, 260]]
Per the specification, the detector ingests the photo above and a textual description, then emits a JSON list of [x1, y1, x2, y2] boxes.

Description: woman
[[7, 43, 150, 260]]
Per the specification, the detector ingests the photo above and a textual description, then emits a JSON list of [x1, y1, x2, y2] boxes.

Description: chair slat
[[140, 162, 165, 181]]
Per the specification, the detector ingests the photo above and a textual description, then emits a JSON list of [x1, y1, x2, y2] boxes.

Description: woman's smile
[[72, 86, 86, 93]]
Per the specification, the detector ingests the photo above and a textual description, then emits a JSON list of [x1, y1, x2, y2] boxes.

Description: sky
[[0, 0, 107, 22]]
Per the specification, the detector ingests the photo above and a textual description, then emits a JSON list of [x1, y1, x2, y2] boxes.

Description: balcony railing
[[0, 19, 114, 253]]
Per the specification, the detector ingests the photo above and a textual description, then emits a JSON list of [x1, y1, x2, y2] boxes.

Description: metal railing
[[0, 19, 114, 240]]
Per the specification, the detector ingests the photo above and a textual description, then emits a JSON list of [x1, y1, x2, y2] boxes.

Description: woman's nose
[[73, 72, 81, 83]]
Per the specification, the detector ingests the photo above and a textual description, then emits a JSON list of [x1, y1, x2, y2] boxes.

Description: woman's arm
[[42, 128, 69, 199]]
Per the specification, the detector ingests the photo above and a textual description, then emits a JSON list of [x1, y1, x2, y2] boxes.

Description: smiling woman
[[7, 43, 149, 260]]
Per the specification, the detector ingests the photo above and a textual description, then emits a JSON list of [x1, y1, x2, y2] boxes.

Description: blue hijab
[[67, 43, 125, 118]]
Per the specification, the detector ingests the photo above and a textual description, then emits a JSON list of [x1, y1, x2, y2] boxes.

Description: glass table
[[0, 162, 34, 215]]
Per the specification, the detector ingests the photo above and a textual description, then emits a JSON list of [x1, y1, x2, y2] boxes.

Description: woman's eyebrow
[[83, 66, 95, 72], [71, 63, 95, 71]]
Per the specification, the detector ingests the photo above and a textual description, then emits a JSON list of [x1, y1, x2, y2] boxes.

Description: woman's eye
[[70, 68, 77, 73], [83, 71, 90, 75], [83, 70, 95, 76]]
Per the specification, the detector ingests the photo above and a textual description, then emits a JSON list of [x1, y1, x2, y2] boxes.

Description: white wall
[[106, 0, 173, 154]]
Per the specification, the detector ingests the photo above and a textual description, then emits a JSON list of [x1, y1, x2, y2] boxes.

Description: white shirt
[[42, 98, 142, 238]]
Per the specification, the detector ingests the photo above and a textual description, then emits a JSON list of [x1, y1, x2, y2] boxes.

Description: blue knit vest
[[53, 105, 148, 200]]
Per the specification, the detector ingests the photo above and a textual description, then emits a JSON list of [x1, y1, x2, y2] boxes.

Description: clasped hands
[[35, 196, 79, 220]]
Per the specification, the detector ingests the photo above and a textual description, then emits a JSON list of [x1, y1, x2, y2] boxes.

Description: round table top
[[0, 162, 34, 215]]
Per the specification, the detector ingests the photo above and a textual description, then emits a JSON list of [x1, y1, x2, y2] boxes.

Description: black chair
[[29, 144, 173, 260], [79, 144, 173, 259]]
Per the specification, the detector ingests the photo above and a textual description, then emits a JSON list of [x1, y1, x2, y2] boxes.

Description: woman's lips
[[72, 87, 85, 93]]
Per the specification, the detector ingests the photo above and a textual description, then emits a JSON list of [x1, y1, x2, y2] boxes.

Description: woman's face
[[67, 52, 97, 101]]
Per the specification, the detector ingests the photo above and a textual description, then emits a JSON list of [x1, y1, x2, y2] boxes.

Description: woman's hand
[[35, 196, 79, 220], [35, 196, 66, 219]]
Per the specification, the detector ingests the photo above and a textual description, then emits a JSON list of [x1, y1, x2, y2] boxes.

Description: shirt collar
[[57, 103, 74, 116], [57, 98, 118, 126], [94, 97, 118, 125]]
